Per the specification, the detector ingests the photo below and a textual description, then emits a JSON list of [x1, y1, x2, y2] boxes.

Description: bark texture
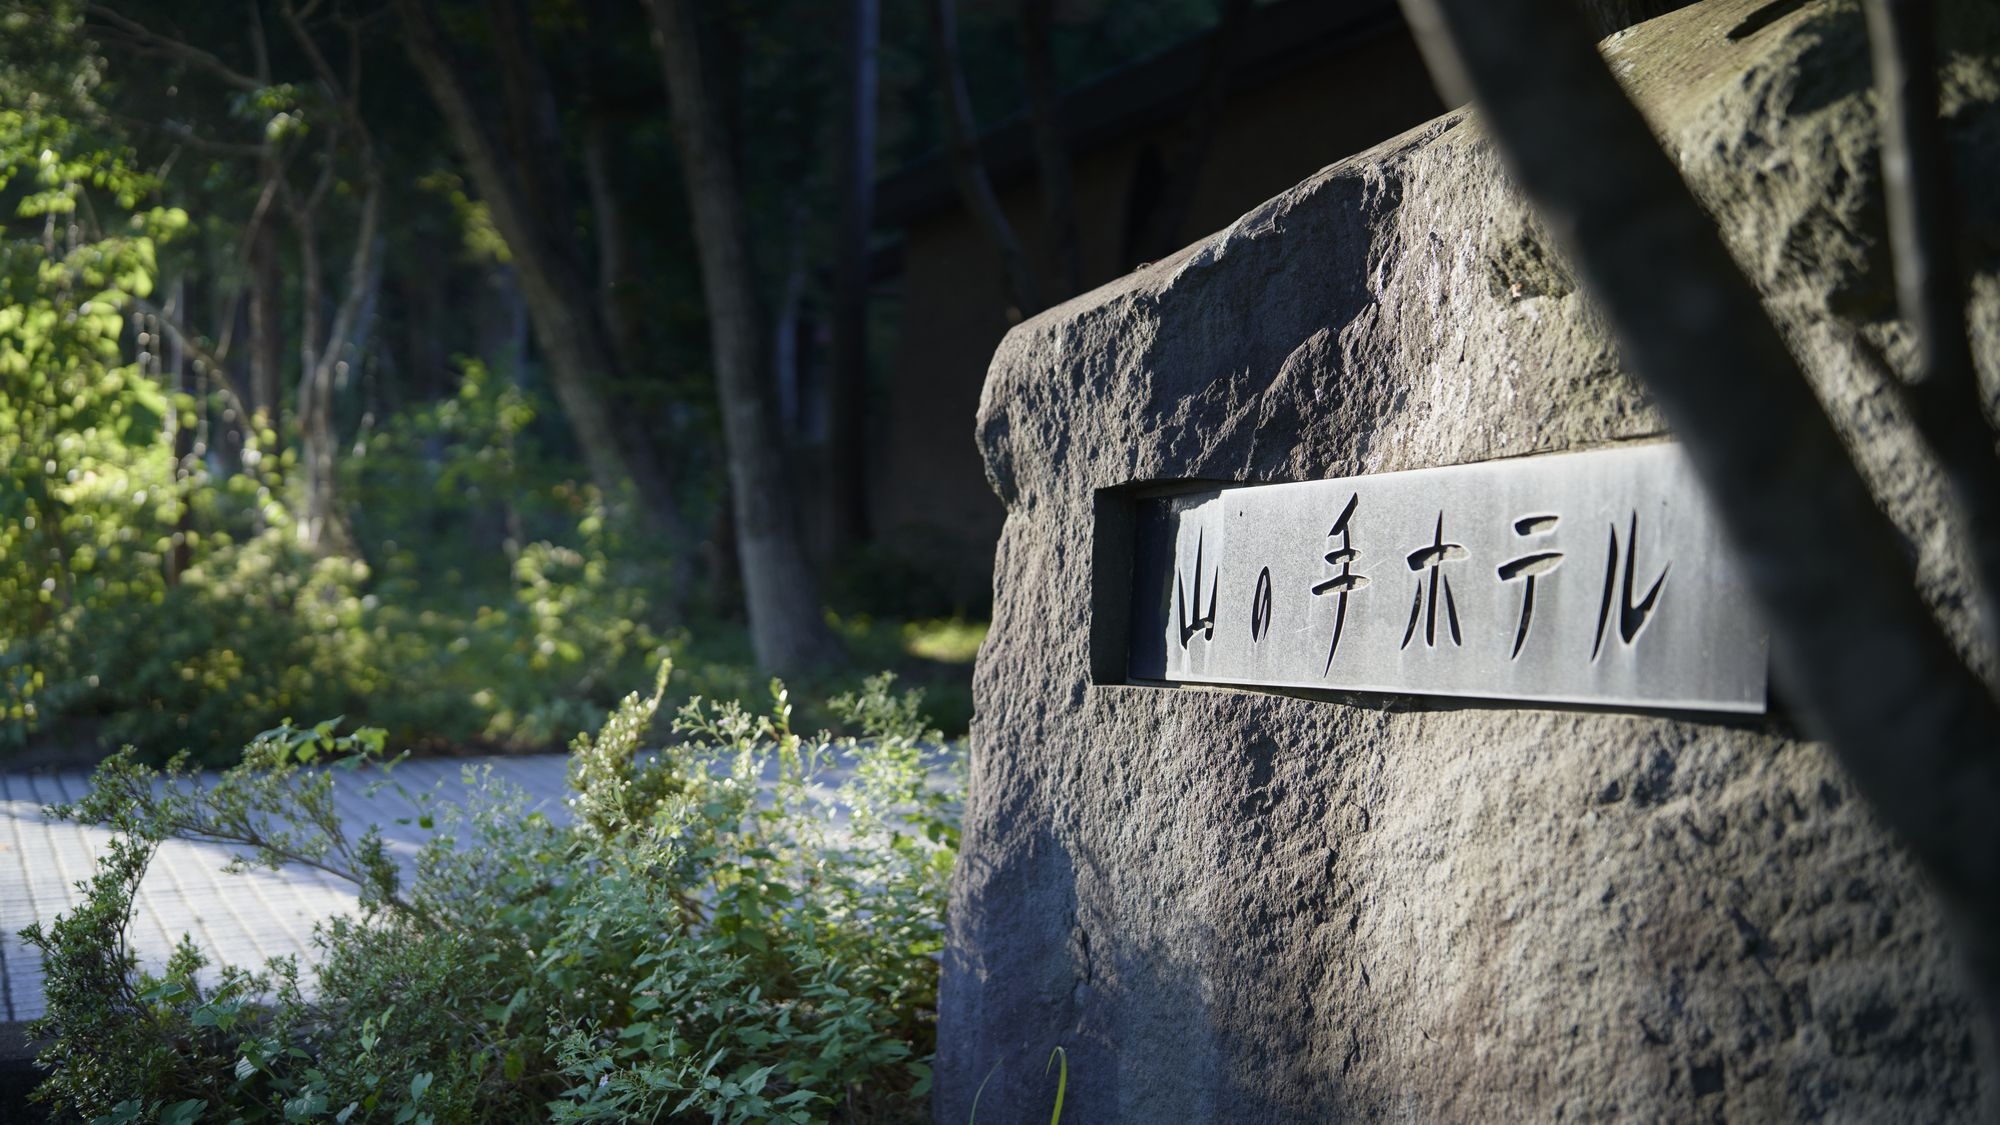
[[828, 0, 879, 549], [247, 196, 284, 449], [645, 0, 838, 674], [393, 0, 685, 543]]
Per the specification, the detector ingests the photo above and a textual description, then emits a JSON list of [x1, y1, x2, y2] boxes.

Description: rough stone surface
[[944, 0, 1999, 1119]]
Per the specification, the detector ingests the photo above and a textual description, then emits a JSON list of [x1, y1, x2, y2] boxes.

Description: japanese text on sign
[[1124, 443, 1768, 713]]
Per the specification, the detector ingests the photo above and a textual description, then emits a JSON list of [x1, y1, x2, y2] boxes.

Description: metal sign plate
[[1126, 443, 1768, 713]]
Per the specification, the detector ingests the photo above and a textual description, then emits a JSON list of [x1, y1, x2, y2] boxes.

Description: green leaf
[[138, 980, 187, 1004], [159, 1100, 206, 1125], [89, 1100, 146, 1125], [1046, 1046, 1069, 1125]]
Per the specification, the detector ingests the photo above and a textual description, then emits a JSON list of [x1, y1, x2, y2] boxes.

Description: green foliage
[[26, 665, 959, 1123], [1, 272, 971, 763], [2, 336, 684, 760], [340, 361, 674, 750], [965, 1048, 1070, 1125], [0, 108, 193, 746]]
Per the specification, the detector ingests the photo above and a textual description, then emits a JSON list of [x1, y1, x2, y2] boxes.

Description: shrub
[[5, 352, 684, 764], [24, 664, 959, 1123]]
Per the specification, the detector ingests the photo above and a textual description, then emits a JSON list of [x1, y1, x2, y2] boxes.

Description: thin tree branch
[[1131, 0, 1254, 265], [483, 0, 571, 231], [148, 118, 268, 159], [1396, 0, 2000, 1041], [281, 0, 348, 116], [248, 0, 271, 84], [239, 143, 291, 268], [828, 0, 879, 546], [128, 296, 253, 421], [84, 3, 263, 91], [276, 0, 379, 557], [280, 0, 383, 413], [928, 0, 1043, 319], [277, 176, 322, 397], [1017, 0, 1080, 298], [315, 172, 383, 398]]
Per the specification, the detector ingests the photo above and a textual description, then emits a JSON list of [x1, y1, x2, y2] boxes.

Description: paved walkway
[[0, 755, 575, 1025]]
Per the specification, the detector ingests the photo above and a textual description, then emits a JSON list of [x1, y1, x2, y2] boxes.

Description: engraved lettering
[[1498, 513, 1565, 659], [1402, 511, 1468, 649], [1177, 526, 1220, 648], [1591, 512, 1669, 660], [1250, 566, 1274, 642], [1311, 493, 1370, 672]]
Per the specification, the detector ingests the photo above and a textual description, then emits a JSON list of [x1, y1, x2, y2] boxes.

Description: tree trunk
[[295, 251, 340, 553], [578, 105, 700, 565], [393, 0, 687, 545], [248, 192, 284, 453], [774, 212, 810, 441], [289, 168, 375, 557], [929, 0, 1043, 319], [581, 112, 647, 370], [165, 277, 194, 584], [1127, 0, 1253, 266], [1018, 0, 1081, 298], [399, 269, 447, 404], [828, 0, 878, 551], [644, 0, 840, 674]]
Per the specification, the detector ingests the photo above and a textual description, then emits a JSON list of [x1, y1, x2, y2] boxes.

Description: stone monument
[[941, 0, 1997, 1118]]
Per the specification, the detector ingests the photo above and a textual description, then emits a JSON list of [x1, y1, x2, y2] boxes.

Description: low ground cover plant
[[22, 663, 959, 1123]]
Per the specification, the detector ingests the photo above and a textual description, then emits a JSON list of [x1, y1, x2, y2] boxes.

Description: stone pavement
[[0, 754, 576, 1026]]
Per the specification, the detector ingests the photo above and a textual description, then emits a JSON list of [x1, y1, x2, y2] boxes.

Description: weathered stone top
[[946, 0, 1996, 1119]]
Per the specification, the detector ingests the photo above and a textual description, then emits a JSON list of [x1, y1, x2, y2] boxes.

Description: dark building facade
[[866, 0, 1448, 608]]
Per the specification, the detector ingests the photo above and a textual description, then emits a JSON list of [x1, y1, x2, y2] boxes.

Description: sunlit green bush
[[2, 297, 681, 761], [0, 110, 190, 745], [2, 123, 979, 767], [26, 665, 958, 1122]]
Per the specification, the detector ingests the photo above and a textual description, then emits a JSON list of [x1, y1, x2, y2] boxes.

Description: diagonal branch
[[1396, 0, 2000, 1041], [84, 2, 263, 91], [239, 142, 291, 268], [247, 0, 271, 84], [1129, 0, 1255, 266], [129, 296, 253, 422], [277, 0, 381, 556], [127, 117, 266, 158], [928, 0, 1043, 319]]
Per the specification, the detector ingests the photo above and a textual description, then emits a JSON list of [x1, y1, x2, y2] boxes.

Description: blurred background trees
[[0, 0, 1246, 761]]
